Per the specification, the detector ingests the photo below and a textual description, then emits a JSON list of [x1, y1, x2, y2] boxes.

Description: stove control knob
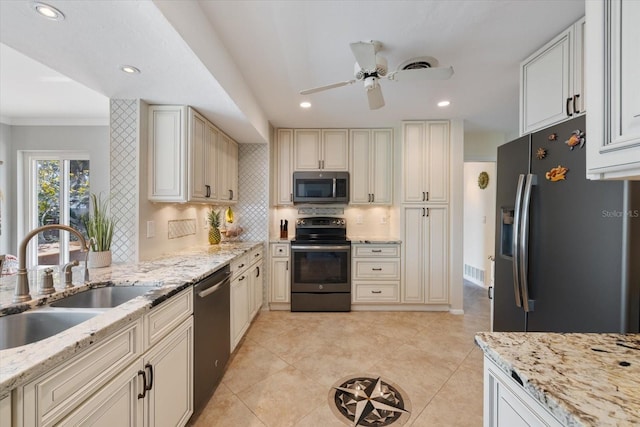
[[297, 219, 305, 225], [340, 219, 346, 225]]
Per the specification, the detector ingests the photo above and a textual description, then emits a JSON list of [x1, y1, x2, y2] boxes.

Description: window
[[20, 151, 90, 268]]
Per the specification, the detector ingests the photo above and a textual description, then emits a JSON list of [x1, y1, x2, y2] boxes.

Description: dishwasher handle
[[196, 271, 231, 298]]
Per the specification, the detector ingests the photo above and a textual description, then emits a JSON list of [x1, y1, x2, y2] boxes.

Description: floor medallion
[[328, 375, 411, 426]]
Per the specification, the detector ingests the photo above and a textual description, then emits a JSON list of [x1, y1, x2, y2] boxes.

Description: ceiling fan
[[300, 40, 454, 110]]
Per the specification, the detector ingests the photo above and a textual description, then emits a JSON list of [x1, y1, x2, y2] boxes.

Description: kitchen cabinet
[[148, 105, 239, 203], [586, 0, 640, 180], [352, 244, 400, 304], [230, 246, 263, 351], [269, 243, 290, 308], [483, 356, 563, 427], [13, 288, 194, 427], [294, 129, 349, 171], [402, 121, 449, 204], [402, 206, 448, 304], [1, 394, 11, 427], [520, 17, 585, 136], [274, 129, 294, 205], [350, 129, 393, 205]]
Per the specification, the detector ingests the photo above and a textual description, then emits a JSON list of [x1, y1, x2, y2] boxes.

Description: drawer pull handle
[[371, 290, 382, 294], [238, 263, 245, 269], [371, 249, 382, 253], [372, 268, 383, 271], [255, 252, 260, 257], [239, 275, 246, 281]]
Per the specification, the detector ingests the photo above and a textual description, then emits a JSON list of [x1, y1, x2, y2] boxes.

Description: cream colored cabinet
[[586, 0, 640, 180], [148, 105, 238, 203], [402, 121, 449, 204], [294, 129, 349, 171], [14, 288, 194, 427], [269, 243, 290, 308], [248, 248, 264, 320], [352, 244, 401, 304], [1, 393, 11, 427], [402, 206, 448, 304], [484, 356, 563, 427], [350, 129, 393, 205], [218, 133, 239, 202], [520, 17, 585, 136], [274, 129, 294, 205], [230, 246, 262, 351]]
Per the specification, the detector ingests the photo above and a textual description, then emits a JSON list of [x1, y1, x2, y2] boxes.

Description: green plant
[[82, 193, 115, 252]]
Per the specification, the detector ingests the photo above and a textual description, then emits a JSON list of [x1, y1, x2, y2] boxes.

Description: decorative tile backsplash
[[168, 218, 197, 239], [110, 99, 138, 263], [236, 144, 268, 242]]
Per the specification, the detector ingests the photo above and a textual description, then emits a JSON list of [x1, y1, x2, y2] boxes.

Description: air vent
[[402, 61, 431, 70], [397, 56, 439, 72]]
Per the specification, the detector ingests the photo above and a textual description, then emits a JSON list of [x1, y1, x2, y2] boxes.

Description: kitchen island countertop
[[475, 331, 640, 426], [0, 241, 262, 397]]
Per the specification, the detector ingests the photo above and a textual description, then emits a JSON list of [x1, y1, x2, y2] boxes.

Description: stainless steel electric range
[[290, 217, 351, 312]]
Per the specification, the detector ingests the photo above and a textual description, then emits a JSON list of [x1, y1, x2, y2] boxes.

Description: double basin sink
[[0, 286, 157, 351]]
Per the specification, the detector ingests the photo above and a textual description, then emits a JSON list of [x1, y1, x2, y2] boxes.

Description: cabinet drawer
[[271, 243, 290, 257], [353, 259, 400, 279], [145, 287, 192, 348], [249, 246, 264, 263], [353, 283, 400, 302], [353, 245, 399, 257], [231, 254, 251, 277], [18, 319, 143, 426]]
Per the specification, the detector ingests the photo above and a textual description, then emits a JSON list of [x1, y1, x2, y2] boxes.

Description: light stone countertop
[[475, 332, 640, 427], [0, 241, 262, 397], [348, 237, 402, 244]]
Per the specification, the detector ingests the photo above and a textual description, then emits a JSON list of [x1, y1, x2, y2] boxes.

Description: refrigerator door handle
[[519, 173, 537, 313], [512, 174, 526, 308]]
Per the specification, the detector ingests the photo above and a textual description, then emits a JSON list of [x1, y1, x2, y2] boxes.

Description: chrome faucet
[[15, 224, 90, 303]]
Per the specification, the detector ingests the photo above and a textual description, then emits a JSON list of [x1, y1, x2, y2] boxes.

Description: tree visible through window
[[30, 156, 90, 265]]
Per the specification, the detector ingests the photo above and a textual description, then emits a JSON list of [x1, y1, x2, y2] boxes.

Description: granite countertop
[[348, 236, 402, 244], [475, 332, 640, 426], [0, 241, 262, 397]]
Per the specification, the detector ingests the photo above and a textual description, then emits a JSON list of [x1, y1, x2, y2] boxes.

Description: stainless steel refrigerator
[[494, 115, 640, 333]]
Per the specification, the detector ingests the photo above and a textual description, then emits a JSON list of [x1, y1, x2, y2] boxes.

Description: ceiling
[[0, 0, 585, 142]]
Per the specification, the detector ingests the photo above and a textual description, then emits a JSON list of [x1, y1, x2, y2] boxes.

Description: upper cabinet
[[350, 129, 393, 205], [520, 17, 585, 136], [294, 129, 349, 171], [586, 0, 640, 180], [274, 129, 294, 205], [402, 121, 449, 204], [148, 105, 239, 203]]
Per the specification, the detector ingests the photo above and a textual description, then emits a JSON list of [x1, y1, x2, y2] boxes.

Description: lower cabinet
[[269, 243, 290, 307], [231, 272, 250, 352], [230, 246, 263, 352], [13, 288, 194, 427], [484, 356, 563, 427], [352, 244, 401, 305]]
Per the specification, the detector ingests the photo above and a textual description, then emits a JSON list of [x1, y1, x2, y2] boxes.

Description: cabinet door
[[218, 134, 239, 202], [228, 138, 239, 202], [520, 28, 572, 135], [275, 129, 294, 205], [144, 317, 193, 427], [294, 129, 321, 170], [402, 122, 426, 204], [270, 258, 290, 303], [249, 260, 263, 319], [189, 109, 210, 202], [205, 123, 220, 201], [402, 206, 425, 303], [350, 129, 372, 204], [425, 122, 449, 203], [426, 206, 448, 304], [321, 129, 349, 170], [231, 274, 250, 351], [148, 106, 187, 202], [371, 129, 393, 205], [572, 17, 586, 115], [57, 363, 143, 427]]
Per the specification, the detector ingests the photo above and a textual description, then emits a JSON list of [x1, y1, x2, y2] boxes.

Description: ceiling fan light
[[364, 76, 378, 91]]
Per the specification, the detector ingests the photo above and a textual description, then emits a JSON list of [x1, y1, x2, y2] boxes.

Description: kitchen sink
[[0, 308, 101, 350], [49, 286, 158, 309]]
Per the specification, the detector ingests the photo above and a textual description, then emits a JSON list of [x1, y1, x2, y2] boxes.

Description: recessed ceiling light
[[437, 100, 451, 107], [300, 101, 311, 109], [120, 65, 141, 74], [33, 2, 65, 21]]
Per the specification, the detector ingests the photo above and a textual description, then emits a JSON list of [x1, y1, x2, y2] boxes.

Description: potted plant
[[83, 193, 115, 267], [208, 208, 221, 245]]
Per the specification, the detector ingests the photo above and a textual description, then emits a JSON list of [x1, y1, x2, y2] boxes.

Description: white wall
[[464, 130, 506, 162], [1, 124, 109, 255], [463, 162, 496, 286]]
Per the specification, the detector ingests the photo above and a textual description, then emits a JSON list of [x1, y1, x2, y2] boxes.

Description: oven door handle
[[291, 245, 350, 251]]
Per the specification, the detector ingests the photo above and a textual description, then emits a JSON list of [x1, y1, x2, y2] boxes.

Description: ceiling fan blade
[[350, 41, 377, 72], [367, 85, 385, 110], [300, 80, 356, 95], [390, 66, 454, 82]]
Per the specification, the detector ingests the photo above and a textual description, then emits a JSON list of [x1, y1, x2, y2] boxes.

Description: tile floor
[[191, 282, 490, 426]]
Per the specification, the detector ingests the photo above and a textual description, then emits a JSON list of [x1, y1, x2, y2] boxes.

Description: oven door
[[290, 243, 351, 292]]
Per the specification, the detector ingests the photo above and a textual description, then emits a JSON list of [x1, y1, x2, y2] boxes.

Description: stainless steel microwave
[[292, 171, 349, 204]]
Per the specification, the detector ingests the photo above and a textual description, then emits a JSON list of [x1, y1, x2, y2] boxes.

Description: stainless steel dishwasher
[[193, 265, 231, 416]]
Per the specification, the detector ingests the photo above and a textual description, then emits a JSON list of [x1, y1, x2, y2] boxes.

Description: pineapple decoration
[[207, 208, 222, 245]]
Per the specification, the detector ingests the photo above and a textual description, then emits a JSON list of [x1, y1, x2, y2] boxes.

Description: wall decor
[[565, 129, 585, 150], [548, 133, 558, 141], [536, 147, 547, 159], [545, 165, 568, 181], [478, 171, 489, 189]]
